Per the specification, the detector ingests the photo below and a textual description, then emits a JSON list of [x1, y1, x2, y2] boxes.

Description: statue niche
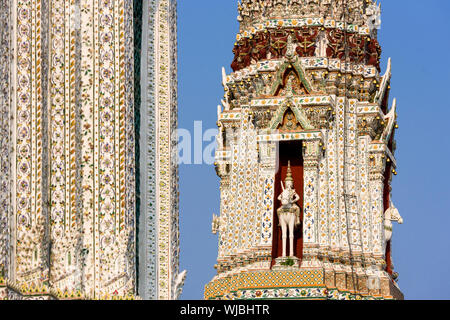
[[277, 161, 301, 258], [382, 157, 403, 279], [271, 141, 304, 269]]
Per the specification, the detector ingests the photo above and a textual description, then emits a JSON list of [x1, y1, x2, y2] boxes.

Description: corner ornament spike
[[382, 98, 397, 143], [375, 57, 392, 104]]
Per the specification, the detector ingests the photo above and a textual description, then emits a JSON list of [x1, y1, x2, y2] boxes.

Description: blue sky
[[177, 0, 450, 300]]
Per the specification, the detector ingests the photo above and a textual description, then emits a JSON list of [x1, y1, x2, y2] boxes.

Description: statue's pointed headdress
[[285, 161, 293, 182]]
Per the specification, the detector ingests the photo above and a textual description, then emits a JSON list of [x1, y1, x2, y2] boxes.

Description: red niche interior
[[271, 140, 304, 267]]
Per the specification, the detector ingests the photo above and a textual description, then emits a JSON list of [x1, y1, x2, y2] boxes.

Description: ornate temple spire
[[207, 0, 403, 300]]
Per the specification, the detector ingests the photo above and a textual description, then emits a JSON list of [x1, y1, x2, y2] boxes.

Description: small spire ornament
[[285, 160, 293, 182]]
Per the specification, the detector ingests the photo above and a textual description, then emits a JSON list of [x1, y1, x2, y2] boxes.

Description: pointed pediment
[[269, 100, 313, 131], [270, 59, 313, 96]]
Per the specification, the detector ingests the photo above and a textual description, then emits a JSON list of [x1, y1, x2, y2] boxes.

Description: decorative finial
[[285, 161, 293, 182]]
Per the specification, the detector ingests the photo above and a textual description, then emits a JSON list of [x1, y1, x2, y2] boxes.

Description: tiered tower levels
[[206, 0, 403, 300]]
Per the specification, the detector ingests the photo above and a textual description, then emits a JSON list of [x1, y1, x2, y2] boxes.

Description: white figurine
[[277, 161, 301, 258]]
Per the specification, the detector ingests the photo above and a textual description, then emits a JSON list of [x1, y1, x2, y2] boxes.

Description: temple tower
[[206, 0, 404, 300], [0, 0, 184, 300]]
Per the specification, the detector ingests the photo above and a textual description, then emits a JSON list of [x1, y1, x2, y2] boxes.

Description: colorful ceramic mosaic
[[208, 0, 404, 300]]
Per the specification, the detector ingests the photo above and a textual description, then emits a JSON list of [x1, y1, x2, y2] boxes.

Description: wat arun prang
[[207, 0, 404, 300]]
